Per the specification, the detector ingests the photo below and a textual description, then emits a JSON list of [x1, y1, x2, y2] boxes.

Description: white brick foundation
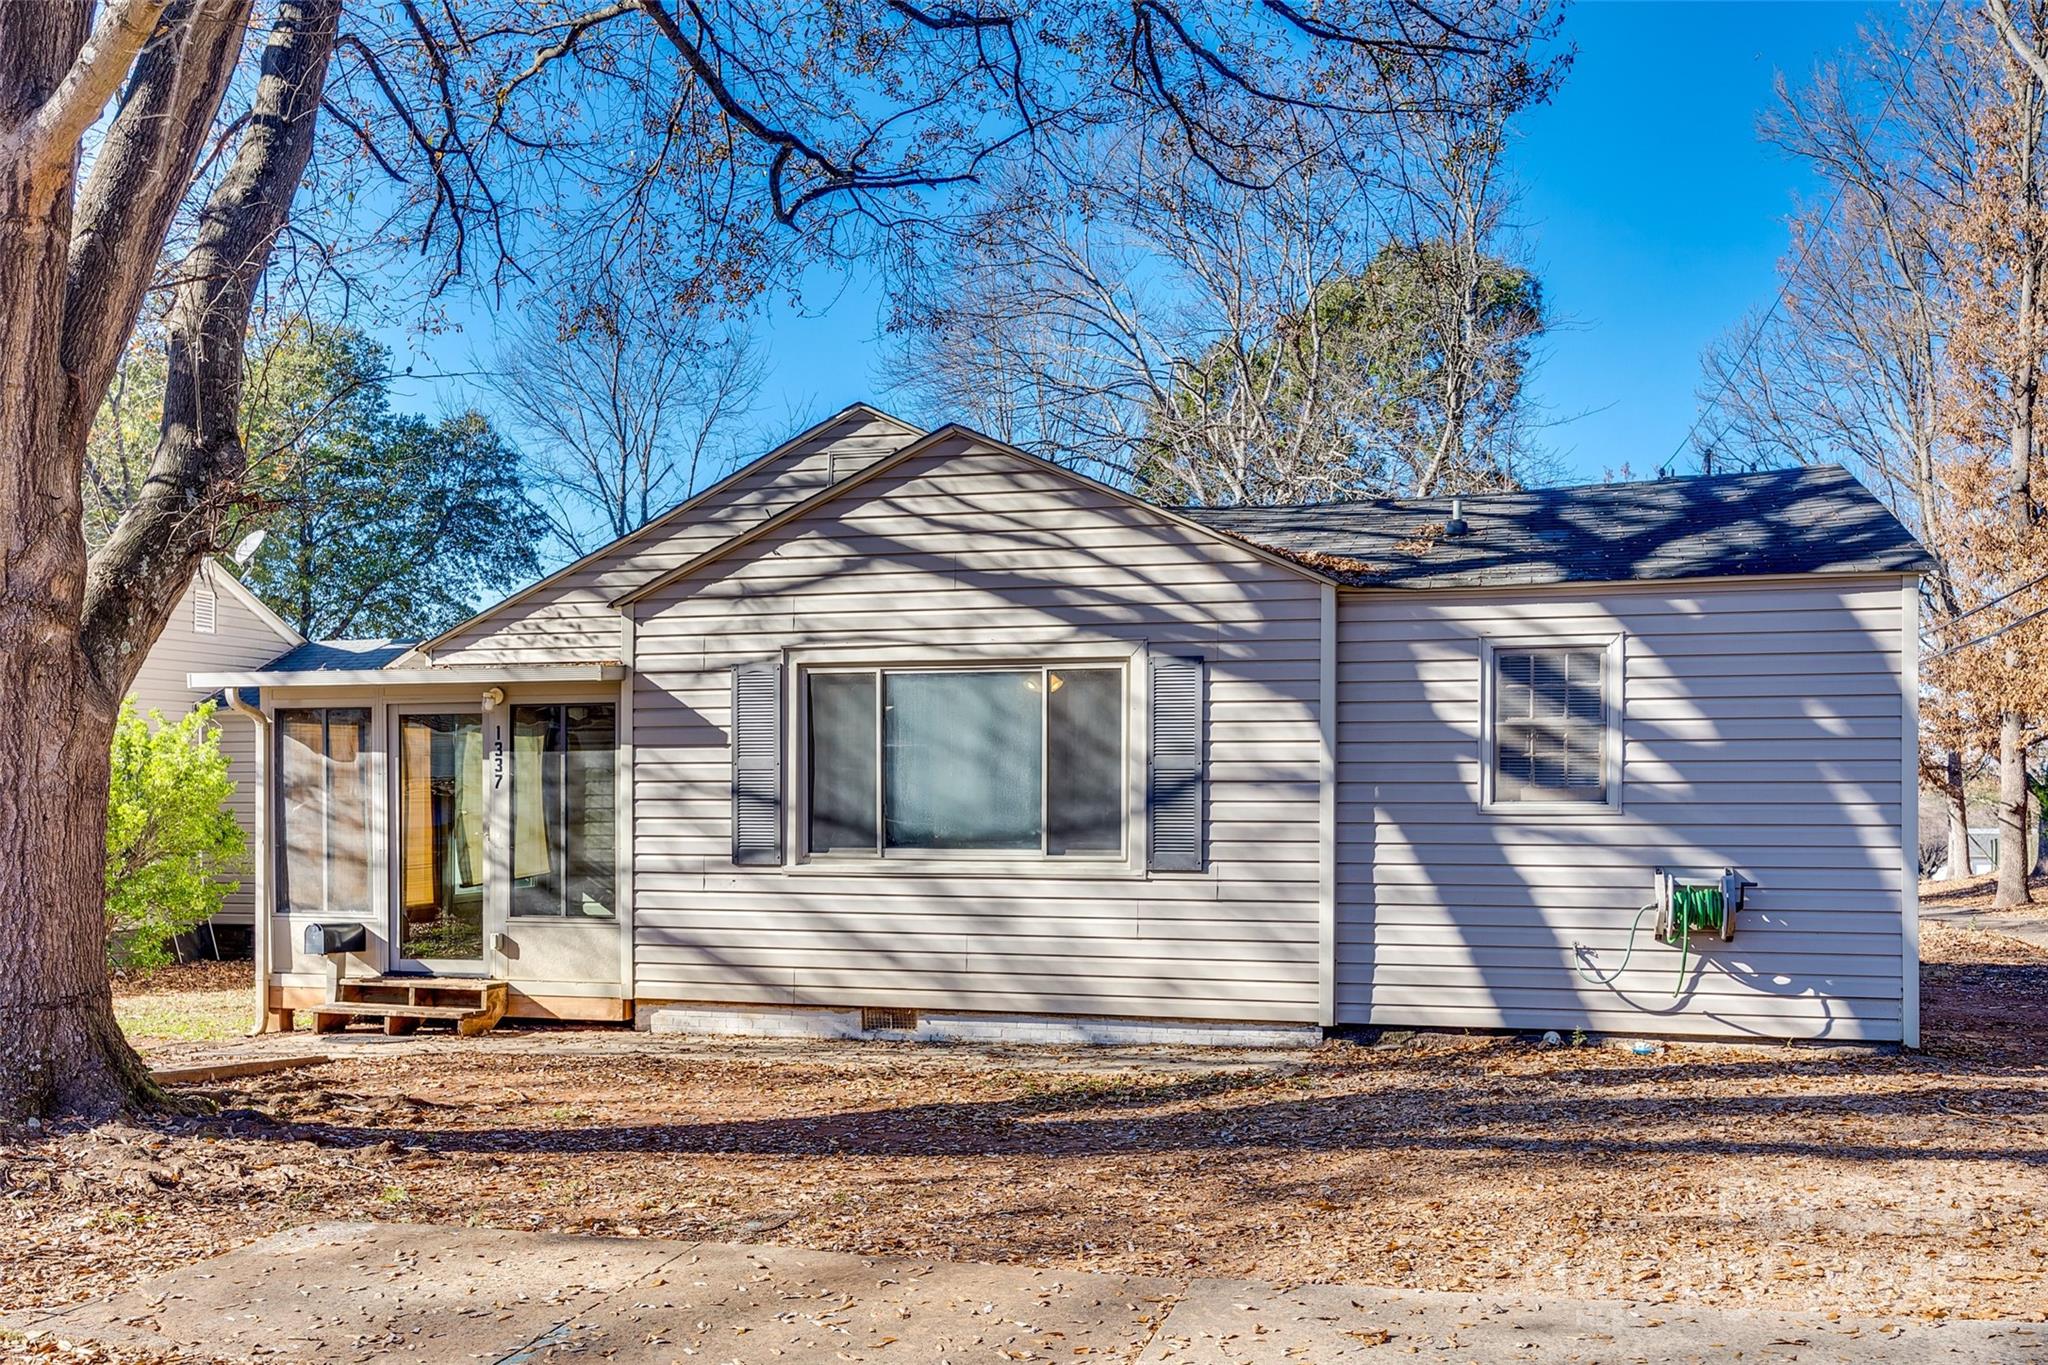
[[635, 1003, 1320, 1049]]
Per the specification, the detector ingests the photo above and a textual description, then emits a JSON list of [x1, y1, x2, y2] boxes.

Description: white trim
[[617, 612, 638, 998], [609, 425, 1332, 606], [1901, 576, 1922, 1049], [1477, 632, 1625, 815], [190, 663, 628, 689], [203, 559, 304, 647], [1316, 582, 1337, 1028], [412, 404, 922, 657]]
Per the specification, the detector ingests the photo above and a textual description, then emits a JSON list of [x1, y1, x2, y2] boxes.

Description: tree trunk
[[1946, 746, 1971, 879], [1996, 703, 2034, 905], [0, 2, 160, 1118], [0, 0, 335, 1119]]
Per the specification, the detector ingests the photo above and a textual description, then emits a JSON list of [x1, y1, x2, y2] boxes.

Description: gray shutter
[[730, 661, 783, 865], [1147, 654, 1206, 872]]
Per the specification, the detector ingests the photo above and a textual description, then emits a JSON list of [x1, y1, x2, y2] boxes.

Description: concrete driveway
[[6, 1222, 2040, 1364]]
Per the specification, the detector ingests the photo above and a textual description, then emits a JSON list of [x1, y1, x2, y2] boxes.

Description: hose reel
[[1653, 866, 1754, 993], [1573, 866, 1756, 996]]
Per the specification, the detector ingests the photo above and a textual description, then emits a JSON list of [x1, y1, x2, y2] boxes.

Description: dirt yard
[[3, 921, 2045, 1354]]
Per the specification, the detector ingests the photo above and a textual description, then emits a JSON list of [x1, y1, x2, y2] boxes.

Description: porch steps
[[312, 975, 509, 1037]]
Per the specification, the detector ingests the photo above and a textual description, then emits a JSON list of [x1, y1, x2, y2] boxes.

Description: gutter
[[222, 689, 272, 1035]]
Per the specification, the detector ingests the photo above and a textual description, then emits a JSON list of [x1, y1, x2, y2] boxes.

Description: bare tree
[[1, 0, 1563, 1118], [499, 274, 760, 560], [1697, 10, 1979, 877], [891, 110, 1548, 505]]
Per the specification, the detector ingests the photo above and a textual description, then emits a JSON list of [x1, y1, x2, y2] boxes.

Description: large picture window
[[278, 707, 373, 915], [509, 703, 618, 919], [805, 666, 1125, 857]]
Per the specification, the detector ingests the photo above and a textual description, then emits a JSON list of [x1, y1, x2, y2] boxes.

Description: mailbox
[[303, 922, 368, 956]]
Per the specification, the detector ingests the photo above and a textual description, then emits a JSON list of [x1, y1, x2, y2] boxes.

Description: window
[[805, 666, 1124, 857], [278, 708, 372, 914], [509, 703, 617, 919], [1490, 646, 1610, 805], [193, 584, 217, 634]]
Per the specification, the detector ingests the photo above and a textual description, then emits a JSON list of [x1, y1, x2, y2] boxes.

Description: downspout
[[224, 689, 273, 1035]]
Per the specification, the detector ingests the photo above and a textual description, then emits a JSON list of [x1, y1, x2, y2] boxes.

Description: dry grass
[[1921, 872, 2048, 919], [5, 924, 2046, 1341], [111, 961, 250, 1048]]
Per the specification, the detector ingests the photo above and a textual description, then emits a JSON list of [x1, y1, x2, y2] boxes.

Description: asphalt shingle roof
[[1183, 464, 1936, 589], [259, 638, 416, 671]]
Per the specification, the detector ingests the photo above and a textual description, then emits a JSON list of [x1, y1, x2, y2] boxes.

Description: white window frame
[[796, 660, 1131, 863], [1478, 633, 1624, 815]]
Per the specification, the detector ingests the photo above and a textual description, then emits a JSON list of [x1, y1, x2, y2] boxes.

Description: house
[[129, 560, 303, 940], [190, 405, 1934, 1045]]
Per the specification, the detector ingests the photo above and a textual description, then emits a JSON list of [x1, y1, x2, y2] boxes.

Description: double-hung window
[[805, 665, 1126, 858], [1487, 645, 1613, 806]]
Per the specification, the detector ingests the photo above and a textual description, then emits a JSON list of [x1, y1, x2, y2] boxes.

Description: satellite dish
[[231, 528, 267, 566]]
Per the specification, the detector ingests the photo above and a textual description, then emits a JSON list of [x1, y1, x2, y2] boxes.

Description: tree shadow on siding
[[631, 445, 1326, 1021], [1353, 509, 1912, 1044]]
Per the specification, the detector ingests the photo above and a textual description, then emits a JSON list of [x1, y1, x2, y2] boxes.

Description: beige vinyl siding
[[1334, 577, 1909, 1042], [126, 569, 298, 926], [427, 412, 919, 664], [631, 436, 1327, 1022]]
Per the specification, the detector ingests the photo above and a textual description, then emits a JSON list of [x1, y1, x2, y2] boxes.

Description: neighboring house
[[192, 405, 1935, 1045], [129, 560, 303, 932]]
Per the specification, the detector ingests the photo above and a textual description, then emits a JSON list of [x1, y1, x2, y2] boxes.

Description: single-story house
[[191, 405, 1934, 1045], [129, 560, 303, 937]]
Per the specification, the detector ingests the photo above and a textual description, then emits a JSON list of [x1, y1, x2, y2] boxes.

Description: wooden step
[[316, 976, 509, 1037]]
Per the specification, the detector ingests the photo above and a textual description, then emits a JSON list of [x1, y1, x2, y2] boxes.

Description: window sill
[[1479, 800, 1622, 818], [779, 857, 1145, 880]]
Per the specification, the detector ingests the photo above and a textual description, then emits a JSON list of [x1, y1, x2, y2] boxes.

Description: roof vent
[[1443, 497, 1469, 538]]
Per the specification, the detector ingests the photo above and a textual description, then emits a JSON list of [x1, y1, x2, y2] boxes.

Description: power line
[[1661, 0, 1952, 478], [1935, 565, 2048, 632], [1931, 599, 2048, 658]]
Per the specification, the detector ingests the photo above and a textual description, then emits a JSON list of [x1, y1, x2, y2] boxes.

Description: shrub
[[106, 700, 247, 969]]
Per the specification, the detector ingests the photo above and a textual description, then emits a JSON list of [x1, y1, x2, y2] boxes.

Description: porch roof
[[187, 660, 627, 689]]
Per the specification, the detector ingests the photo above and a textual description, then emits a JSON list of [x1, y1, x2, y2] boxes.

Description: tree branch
[[13, 0, 173, 176]]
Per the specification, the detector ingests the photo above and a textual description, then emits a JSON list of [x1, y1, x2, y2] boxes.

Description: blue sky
[[386, 1, 1893, 492]]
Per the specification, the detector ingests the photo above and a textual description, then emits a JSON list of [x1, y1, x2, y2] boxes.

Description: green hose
[[1574, 903, 1657, 986], [1667, 885, 1727, 994]]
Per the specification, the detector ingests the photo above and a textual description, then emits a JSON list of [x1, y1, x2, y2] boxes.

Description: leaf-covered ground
[[3, 921, 2044, 1362]]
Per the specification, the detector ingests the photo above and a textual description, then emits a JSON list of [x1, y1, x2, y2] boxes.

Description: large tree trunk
[[0, 0, 334, 1119]]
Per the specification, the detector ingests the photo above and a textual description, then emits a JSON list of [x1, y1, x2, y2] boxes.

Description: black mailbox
[[303, 922, 368, 956]]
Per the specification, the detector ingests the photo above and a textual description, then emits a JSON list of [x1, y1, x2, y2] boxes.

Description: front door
[[393, 709, 488, 974]]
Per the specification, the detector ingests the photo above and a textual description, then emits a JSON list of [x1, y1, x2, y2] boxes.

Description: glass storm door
[[394, 710, 488, 973]]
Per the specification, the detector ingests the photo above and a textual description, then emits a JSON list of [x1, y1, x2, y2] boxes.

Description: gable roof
[[259, 638, 416, 671], [410, 402, 924, 657], [1186, 465, 1935, 590], [199, 559, 303, 647], [607, 424, 1330, 606]]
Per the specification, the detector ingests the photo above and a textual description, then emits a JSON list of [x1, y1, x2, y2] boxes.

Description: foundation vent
[[861, 1006, 919, 1032]]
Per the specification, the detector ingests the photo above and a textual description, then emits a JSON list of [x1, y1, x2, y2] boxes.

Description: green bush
[[106, 700, 248, 969]]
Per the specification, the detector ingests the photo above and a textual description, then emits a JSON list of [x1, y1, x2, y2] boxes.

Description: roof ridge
[[1182, 463, 1852, 516]]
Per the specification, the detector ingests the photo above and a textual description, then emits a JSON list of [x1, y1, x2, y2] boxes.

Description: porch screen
[[277, 708, 372, 915], [509, 703, 617, 919]]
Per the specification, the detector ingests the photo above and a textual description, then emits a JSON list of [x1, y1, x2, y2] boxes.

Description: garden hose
[[1573, 903, 1658, 987], [1666, 884, 1728, 994]]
